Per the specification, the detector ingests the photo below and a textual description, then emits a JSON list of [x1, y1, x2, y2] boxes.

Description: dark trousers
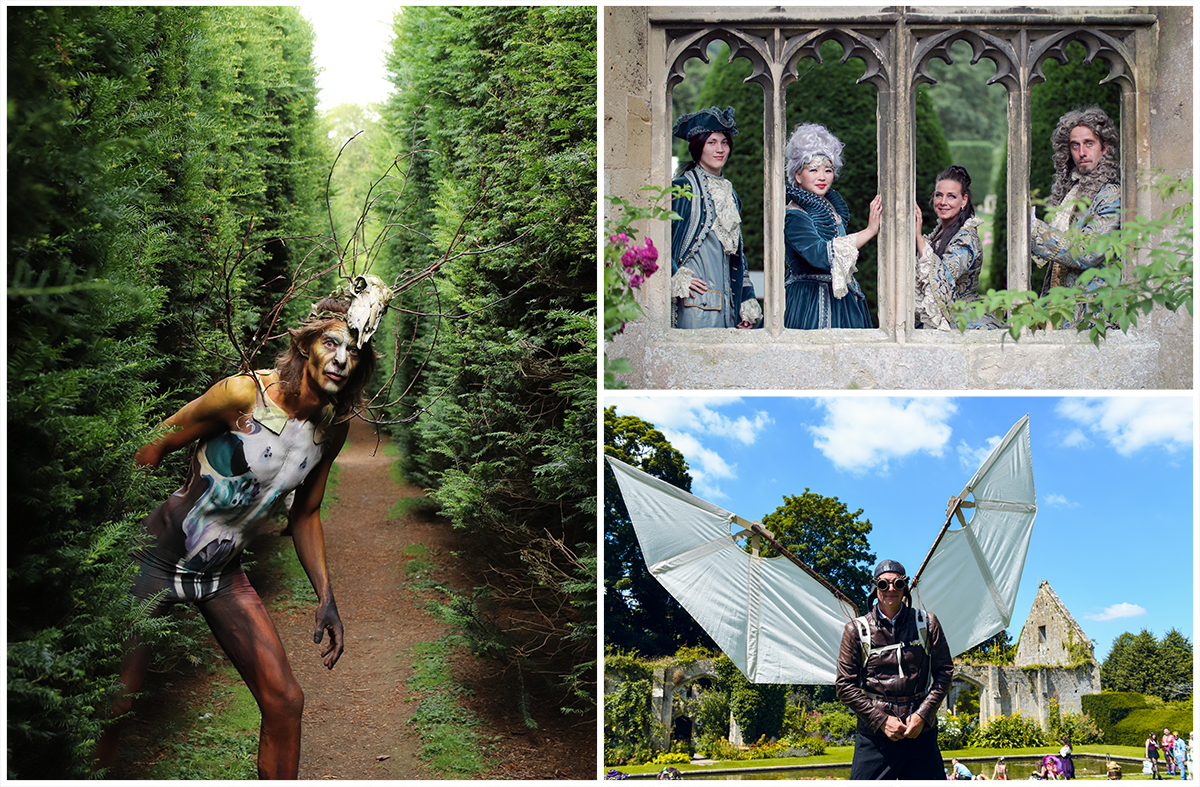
[[849, 723, 946, 780]]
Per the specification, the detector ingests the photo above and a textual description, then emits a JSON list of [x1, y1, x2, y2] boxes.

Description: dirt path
[[110, 418, 594, 779], [278, 418, 446, 779]]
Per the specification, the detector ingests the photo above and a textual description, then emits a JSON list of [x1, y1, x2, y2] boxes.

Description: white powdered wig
[[785, 123, 845, 183]]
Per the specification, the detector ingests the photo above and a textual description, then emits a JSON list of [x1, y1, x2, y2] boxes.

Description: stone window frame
[[649, 7, 1157, 340]]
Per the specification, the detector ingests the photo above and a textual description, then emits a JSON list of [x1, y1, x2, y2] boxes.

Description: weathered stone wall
[[952, 662, 1102, 730], [604, 6, 1193, 389], [1015, 582, 1095, 667]]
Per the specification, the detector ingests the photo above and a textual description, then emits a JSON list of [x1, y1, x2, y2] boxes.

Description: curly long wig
[[1048, 106, 1120, 206], [274, 298, 378, 418], [785, 123, 845, 184]]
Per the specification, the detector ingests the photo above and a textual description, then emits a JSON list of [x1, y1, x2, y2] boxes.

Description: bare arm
[[288, 421, 348, 670], [134, 375, 259, 468]]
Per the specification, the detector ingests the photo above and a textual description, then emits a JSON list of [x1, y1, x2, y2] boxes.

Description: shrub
[[649, 751, 690, 765], [705, 736, 749, 762], [938, 712, 977, 751], [814, 705, 858, 743], [969, 712, 1047, 748], [791, 735, 828, 757], [1109, 708, 1193, 747], [695, 688, 730, 741], [1082, 692, 1147, 732], [604, 679, 655, 765]]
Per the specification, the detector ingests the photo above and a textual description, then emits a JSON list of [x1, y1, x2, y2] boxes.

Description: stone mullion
[[761, 29, 787, 335], [1007, 28, 1033, 294], [885, 19, 912, 339], [650, 25, 674, 330]]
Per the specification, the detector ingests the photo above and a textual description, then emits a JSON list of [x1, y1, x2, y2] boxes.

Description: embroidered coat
[[1031, 180, 1121, 327], [783, 188, 872, 329], [915, 215, 1001, 330], [671, 167, 760, 327]]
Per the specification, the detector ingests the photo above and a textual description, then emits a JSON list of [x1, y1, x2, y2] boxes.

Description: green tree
[[926, 40, 1008, 146], [758, 489, 876, 614], [1102, 629, 1163, 696], [1155, 629, 1193, 699], [714, 655, 788, 744], [604, 407, 717, 655], [959, 630, 1016, 665]]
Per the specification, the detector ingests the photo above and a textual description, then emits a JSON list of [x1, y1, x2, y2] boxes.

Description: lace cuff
[[740, 297, 763, 326], [829, 234, 860, 299], [671, 266, 696, 298], [913, 241, 942, 328]]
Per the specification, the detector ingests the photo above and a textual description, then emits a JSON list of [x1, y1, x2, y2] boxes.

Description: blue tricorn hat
[[672, 106, 738, 140]]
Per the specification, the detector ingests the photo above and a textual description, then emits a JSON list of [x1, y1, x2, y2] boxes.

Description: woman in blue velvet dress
[[782, 123, 881, 329], [914, 165, 1001, 330], [670, 106, 762, 329]]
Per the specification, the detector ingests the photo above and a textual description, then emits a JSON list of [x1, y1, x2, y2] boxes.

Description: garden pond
[[678, 754, 1130, 780]]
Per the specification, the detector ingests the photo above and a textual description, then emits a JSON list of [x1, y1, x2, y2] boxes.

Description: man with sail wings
[[607, 414, 1037, 770]]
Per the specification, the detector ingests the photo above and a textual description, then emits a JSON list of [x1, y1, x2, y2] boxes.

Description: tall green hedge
[[377, 6, 597, 718], [1081, 691, 1148, 731], [7, 7, 323, 777]]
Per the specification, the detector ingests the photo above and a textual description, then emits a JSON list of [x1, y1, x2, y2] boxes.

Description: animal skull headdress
[[308, 273, 394, 346]]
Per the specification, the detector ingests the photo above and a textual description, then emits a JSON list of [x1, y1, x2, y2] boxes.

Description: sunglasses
[[874, 576, 909, 591]]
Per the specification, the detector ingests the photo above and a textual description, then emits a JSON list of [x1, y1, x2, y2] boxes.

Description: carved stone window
[[653, 8, 1152, 337]]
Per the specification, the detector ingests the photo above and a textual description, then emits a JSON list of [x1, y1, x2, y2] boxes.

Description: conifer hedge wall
[[376, 6, 597, 718], [7, 7, 322, 777]]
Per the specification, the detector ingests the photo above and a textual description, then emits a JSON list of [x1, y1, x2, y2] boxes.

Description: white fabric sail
[[607, 456, 853, 684], [912, 414, 1038, 657]]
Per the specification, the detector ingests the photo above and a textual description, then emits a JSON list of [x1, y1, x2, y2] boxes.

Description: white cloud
[[1060, 428, 1090, 449], [809, 398, 956, 474], [1083, 602, 1147, 622], [957, 435, 1002, 471], [611, 398, 773, 499], [1057, 397, 1193, 456], [1043, 493, 1079, 509], [664, 430, 736, 500], [614, 397, 772, 446]]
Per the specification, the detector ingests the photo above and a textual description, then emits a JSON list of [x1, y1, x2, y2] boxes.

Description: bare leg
[[94, 639, 152, 772], [198, 572, 303, 780]]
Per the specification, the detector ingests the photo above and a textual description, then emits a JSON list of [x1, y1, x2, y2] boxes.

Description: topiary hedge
[[1108, 709, 1193, 747], [1081, 692, 1148, 732]]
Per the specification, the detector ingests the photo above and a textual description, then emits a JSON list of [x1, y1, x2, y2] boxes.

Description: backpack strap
[[854, 615, 871, 666]]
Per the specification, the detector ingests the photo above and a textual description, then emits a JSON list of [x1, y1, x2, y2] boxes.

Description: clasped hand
[[882, 713, 925, 741]]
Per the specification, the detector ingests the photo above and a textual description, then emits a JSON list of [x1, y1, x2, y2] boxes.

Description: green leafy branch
[[957, 173, 1192, 346]]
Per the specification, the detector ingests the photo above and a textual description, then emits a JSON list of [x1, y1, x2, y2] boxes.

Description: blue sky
[[605, 394, 1195, 663]]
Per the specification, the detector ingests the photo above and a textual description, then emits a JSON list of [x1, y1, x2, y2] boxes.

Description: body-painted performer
[[782, 123, 881, 329], [96, 280, 390, 779], [835, 559, 954, 780], [1029, 106, 1121, 329], [670, 105, 762, 329], [914, 165, 1002, 331]]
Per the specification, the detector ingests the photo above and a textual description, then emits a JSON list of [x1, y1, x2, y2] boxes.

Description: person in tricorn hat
[[670, 105, 762, 330], [835, 558, 954, 779]]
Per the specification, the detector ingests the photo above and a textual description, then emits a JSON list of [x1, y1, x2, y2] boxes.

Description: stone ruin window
[[654, 7, 1154, 339]]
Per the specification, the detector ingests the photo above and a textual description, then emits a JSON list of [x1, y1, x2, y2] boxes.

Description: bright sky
[[296, 4, 399, 111], [605, 394, 1196, 664]]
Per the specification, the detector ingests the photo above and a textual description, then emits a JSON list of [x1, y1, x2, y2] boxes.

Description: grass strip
[[405, 636, 499, 777], [145, 665, 261, 779]]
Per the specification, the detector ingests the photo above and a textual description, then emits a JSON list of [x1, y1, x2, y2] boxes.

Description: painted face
[[1069, 125, 1108, 174], [797, 160, 835, 196], [933, 179, 968, 222], [697, 132, 730, 175], [305, 322, 360, 395]]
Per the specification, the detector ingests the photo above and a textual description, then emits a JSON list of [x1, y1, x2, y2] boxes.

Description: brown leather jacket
[[834, 604, 953, 734]]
